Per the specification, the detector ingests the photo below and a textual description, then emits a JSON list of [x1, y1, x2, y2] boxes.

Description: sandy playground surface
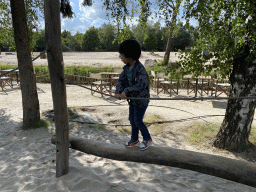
[[0, 51, 179, 67], [0, 52, 256, 191]]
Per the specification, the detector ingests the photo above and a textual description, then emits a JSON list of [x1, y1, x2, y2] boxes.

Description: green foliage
[[73, 32, 84, 51], [1, 0, 75, 52], [32, 29, 46, 52], [154, 21, 166, 51], [143, 23, 157, 51], [82, 27, 100, 51], [62, 30, 74, 51], [131, 24, 145, 49], [145, 65, 167, 74], [82, 0, 93, 6], [60, 0, 75, 18], [170, 0, 256, 80], [172, 22, 191, 51], [114, 24, 135, 45], [0, 0, 44, 51], [1, 1, 198, 52], [98, 23, 118, 51]]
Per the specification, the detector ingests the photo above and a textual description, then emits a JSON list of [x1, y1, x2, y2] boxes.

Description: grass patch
[[249, 125, 256, 146], [186, 122, 256, 162], [88, 124, 107, 131], [69, 122, 79, 130], [23, 119, 50, 130], [186, 122, 220, 146], [187, 122, 256, 147], [110, 126, 131, 135], [0, 63, 123, 83], [144, 114, 162, 123], [0, 63, 17, 70], [144, 113, 167, 136]]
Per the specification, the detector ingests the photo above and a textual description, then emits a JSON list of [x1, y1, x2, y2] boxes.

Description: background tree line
[[0, 21, 198, 52]]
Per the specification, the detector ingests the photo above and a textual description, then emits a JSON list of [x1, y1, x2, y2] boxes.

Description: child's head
[[118, 39, 141, 63]]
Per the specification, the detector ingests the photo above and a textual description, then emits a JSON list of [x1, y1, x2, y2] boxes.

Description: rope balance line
[[69, 114, 225, 127], [0, 50, 47, 78], [70, 104, 225, 125], [64, 78, 256, 101]]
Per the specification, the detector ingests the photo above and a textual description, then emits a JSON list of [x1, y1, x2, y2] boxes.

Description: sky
[[39, 0, 198, 36]]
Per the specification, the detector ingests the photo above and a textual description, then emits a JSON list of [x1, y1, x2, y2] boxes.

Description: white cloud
[[70, 1, 75, 8], [78, 0, 106, 20], [38, 20, 45, 30], [61, 18, 66, 28], [90, 20, 103, 28], [61, 14, 92, 35], [79, 14, 89, 23], [126, 17, 139, 27]]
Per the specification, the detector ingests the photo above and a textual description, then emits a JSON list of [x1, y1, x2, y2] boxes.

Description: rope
[[0, 50, 47, 78], [64, 78, 256, 101], [69, 114, 224, 127], [69, 103, 225, 124]]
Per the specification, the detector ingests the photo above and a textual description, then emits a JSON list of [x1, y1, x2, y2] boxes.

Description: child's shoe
[[139, 139, 152, 151], [125, 139, 139, 148]]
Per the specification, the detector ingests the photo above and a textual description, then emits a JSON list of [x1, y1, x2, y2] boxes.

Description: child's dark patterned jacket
[[115, 60, 150, 106]]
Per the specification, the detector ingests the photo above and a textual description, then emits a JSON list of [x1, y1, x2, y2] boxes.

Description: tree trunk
[[213, 46, 256, 152], [10, 0, 40, 128], [51, 135, 256, 187], [164, 33, 174, 65], [163, 2, 181, 66], [45, 0, 69, 177]]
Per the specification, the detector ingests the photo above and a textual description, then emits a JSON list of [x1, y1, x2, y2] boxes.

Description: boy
[[115, 39, 152, 151]]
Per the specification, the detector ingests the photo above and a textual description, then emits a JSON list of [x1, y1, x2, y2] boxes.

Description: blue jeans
[[129, 103, 151, 141]]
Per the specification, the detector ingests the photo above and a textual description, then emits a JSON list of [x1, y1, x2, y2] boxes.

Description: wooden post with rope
[[44, 0, 69, 177]]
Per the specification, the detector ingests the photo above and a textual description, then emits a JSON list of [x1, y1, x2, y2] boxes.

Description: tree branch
[[165, 0, 175, 9]]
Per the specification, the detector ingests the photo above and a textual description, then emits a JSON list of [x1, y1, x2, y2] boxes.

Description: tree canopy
[[1, 21, 197, 53], [169, 0, 256, 79], [0, 0, 44, 51]]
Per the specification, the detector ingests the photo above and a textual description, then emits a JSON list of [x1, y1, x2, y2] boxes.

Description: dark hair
[[118, 39, 141, 61]]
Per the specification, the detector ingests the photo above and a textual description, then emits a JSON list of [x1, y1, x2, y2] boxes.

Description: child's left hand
[[120, 91, 126, 99]]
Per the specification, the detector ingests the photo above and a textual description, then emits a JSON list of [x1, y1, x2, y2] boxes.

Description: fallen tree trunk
[[51, 135, 256, 188]]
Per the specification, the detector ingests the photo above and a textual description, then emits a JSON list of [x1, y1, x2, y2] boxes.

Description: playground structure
[[1, 0, 255, 189]]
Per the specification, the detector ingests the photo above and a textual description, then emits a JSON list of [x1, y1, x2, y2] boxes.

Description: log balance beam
[[51, 135, 256, 188]]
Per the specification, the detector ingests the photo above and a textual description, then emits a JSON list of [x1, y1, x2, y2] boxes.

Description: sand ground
[[0, 51, 182, 68]]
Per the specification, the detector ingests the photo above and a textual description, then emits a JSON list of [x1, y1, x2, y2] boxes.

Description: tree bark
[[163, 2, 181, 66], [213, 46, 256, 152], [10, 0, 40, 128], [51, 135, 256, 187], [45, 0, 69, 177]]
